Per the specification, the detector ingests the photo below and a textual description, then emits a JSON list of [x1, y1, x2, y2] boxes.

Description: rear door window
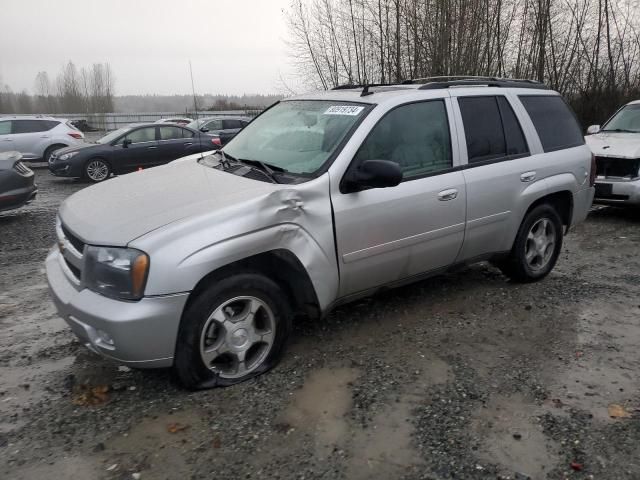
[[497, 97, 529, 156], [519, 95, 584, 152], [205, 119, 223, 130], [222, 119, 242, 129], [159, 126, 186, 140], [459, 96, 529, 163], [11, 119, 50, 134]]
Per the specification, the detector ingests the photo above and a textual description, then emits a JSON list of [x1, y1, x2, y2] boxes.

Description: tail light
[[211, 137, 221, 146], [589, 153, 596, 186], [68, 132, 83, 140]]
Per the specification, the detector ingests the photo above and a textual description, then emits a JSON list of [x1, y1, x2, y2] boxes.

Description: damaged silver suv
[[46, 77, 595, 389]]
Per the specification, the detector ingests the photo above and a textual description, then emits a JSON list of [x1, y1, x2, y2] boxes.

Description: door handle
[[184, 142, 193, 146], [147, 146, 157, 149], [40, 135, 50, 138], [438, 188, 458, 201], [520, 171, 536, 182]]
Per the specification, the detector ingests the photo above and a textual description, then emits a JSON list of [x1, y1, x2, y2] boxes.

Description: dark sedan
[[0, 151, 37, 213], [48, 123, 221, 182]]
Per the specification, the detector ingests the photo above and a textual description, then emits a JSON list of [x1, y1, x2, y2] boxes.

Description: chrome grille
[[595, 156, 640, 179], [56, 218, 84, 286]]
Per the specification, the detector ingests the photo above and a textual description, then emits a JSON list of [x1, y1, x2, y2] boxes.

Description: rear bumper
[[593, 178, 640, 206], [46, 248, 189, 368], [571, 186, 595, 225]]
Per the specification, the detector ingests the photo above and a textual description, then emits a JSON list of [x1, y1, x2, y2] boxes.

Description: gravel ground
[[1, 170, 639, 480]]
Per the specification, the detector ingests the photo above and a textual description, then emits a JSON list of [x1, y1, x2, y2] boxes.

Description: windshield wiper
[[601, 128, 638, 133], [215, 150, 284, 183]]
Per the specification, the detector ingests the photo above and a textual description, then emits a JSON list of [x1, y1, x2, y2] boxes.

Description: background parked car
[[0, 151, 37, 212], [186, 116, 250, 145], [155, 117, 193, 126], [70, 119, 99, 132], [0, 116, 84, 162], [48, 123, 221, 182], [585, 100, 640, 206]]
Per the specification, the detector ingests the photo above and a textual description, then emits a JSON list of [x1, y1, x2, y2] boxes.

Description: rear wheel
[[499, 204, 563, 283], [174, 272, 292, 389], [84, 158, 111, 182]]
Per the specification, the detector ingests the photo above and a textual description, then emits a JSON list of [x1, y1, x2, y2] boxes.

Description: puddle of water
[[472, 393, 559, 479], [281, 367, 359, 458], [9, 456, 101, 480], [547, 301, 639, 421], [0, 355, 75, 431], [102, 410, 206, 478], [345, 355, 451, 480]]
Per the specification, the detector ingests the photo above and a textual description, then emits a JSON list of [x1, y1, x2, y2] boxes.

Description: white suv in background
[[0, 116, 85, 162]]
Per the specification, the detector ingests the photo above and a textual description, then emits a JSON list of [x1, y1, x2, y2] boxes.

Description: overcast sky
[[0, 0, 295, 96]]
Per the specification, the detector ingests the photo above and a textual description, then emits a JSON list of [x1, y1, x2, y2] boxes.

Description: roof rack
[[331, 76, 548, 93], [415, 76, 548, 90]]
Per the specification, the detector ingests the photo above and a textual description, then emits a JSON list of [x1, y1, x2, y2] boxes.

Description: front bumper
[[0, 170, 37, 212], [46, 248, 189, 368], [593, 178, 640, 206]]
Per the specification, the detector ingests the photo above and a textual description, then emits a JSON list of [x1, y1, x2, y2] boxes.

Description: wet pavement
[[1, 170, 639, 479]]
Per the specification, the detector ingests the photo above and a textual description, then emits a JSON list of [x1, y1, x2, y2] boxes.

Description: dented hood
[[59, 158, 279, 246], [586, 132, 640, 158]]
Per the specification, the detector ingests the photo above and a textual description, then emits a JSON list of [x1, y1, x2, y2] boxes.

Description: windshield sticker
[[324, 105, 365, 116]]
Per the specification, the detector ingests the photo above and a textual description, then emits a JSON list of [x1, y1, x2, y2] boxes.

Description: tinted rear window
[[519, 95, 584, 152], [459, 96, 506, 163], [12, 119, 54, 134]]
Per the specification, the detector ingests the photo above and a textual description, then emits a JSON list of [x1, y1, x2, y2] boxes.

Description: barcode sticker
[[324, 105, 365, 116]]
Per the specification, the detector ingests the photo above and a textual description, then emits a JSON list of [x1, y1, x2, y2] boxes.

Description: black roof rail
[[416, 77, 548, 90], [331, 77, 549, 91], [331, 82, 401, 90]]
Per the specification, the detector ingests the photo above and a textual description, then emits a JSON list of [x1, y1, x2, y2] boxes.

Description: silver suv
[[0, 116, 84, 162], [46, 78, 595, 389]]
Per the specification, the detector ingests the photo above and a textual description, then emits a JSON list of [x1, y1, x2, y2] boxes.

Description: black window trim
[[457, 94, 531, 166], [340, 98, 455, 193], [114, 126, 159, 145], [518, 94, 585, 153]]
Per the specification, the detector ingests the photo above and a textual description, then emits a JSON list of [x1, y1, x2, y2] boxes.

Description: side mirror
[[122, 138, 132, 148], [586, 125, 601, 135], [344, 160, 403, 192], [200, 127, 209, 133]]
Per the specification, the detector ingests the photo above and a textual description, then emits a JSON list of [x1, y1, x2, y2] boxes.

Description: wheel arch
[[43, 143, 68, 159], [523, 189, 573, 232], [184, 249, 322, 322]]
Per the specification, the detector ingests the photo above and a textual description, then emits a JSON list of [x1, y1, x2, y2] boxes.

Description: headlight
[[59, 151, 79, 161], [84, 246, 149, 300]]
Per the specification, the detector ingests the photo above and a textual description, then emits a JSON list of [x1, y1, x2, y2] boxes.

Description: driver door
[[331, 99, 467, 297]]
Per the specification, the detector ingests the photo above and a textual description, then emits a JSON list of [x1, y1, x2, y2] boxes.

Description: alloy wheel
[[524, 218, 556, 271], [86, 160, 109, 182], [200, 296, 276, 379]]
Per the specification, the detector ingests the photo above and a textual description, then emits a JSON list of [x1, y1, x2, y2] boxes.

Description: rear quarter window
[[519, 95, 584, 152]]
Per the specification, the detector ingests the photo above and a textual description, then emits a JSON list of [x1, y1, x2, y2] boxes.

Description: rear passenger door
[[452, 94, 536, 260], [333, 99, 467, 296], [157, 126, 196, 164], [10, 120, 55, 159]]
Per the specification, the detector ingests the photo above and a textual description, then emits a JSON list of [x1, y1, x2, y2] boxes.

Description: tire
[[43, 144, 66, 163], [174, 272, 292, 389], [84, 158, 111, 183], [499, 203, 563, 283]]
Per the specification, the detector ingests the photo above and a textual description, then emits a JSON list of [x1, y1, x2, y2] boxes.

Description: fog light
[[95, 329, 115, 347]]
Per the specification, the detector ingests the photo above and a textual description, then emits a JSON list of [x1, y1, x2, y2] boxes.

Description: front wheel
[[499, 204, 563, 283], [84, 159, 111, 182], [174, 272, 292, 389]]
